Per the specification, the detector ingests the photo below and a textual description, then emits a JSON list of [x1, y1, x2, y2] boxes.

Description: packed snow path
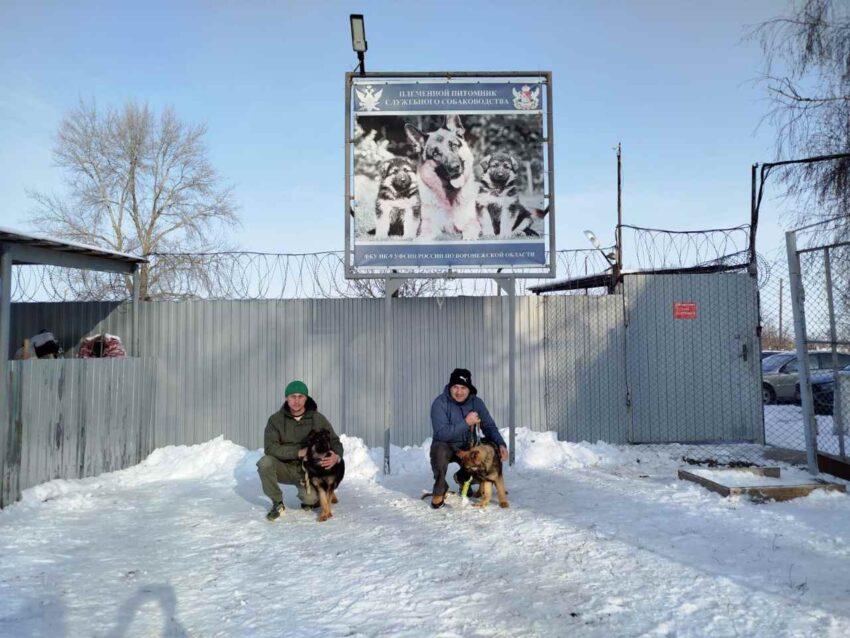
[[1, 430, 849, 637]]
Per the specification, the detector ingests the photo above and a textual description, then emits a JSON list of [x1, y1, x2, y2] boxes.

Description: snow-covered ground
[[2, 428, 850, 637], [765, 404, 849, 455]]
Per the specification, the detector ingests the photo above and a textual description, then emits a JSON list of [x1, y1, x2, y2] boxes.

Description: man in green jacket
[[256, 380, 344, 521]]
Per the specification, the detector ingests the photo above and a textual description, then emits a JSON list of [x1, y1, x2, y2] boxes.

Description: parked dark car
[[794, 363, 850, 415], [762, 351, 850, 404]]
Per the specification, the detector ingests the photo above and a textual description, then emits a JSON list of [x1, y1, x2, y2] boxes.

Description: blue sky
[[0, 0, 793, 260]]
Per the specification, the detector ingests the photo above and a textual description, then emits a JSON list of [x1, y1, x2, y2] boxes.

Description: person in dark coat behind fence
[[256, 380, 344, 521], [429, 368, 508, 509]]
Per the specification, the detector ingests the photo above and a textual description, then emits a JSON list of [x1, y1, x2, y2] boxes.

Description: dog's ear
[[405, 123, 425, 154], [445, 114, 465, 137], [509, 155, 519, 172], [480, 155, 491, 171], [469, 449, 481, 464]]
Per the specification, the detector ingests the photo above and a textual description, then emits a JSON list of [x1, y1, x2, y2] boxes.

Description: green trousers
[[256, 455, 318, 506]]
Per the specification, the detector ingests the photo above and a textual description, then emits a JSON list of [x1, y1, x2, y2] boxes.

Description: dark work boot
[[266, 502, 285, 522]]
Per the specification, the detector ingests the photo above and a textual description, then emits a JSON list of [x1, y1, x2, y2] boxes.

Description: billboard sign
[[345, 72, 554, 278]]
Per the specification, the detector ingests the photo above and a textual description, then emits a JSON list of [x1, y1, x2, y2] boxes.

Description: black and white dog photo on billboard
[[352, 113, 547, 242]]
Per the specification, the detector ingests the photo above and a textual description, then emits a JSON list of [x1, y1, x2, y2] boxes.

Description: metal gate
[[625, 273, 763, 443], [787, 228, 850, 472]]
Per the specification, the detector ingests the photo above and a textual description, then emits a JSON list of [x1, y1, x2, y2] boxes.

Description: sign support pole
[[497, 277, 517, 465], [383, 278, 402, 474]]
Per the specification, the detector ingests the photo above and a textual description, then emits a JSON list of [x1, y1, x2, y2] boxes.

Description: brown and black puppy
[[302, 428, 345, 522], [455, 441, 509, 509], [373, 157, 421, 239], [476, 152, 548, 238]]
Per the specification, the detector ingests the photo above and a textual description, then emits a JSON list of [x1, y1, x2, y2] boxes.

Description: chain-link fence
[[758, 272, 810, 463], [789, 222, 850, 467]]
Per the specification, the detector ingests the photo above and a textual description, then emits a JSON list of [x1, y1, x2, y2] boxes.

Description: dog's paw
[[317, 513, 332, 522], [471, 502, 489, 509], [499, 501, 510, 509]]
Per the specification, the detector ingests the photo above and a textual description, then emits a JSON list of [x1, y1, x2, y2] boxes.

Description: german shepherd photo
[[455, 441, 510, 509], [352, 113, 545, 246], [373, 157, 421, 239], [476, 152, 549, 238], [301, 428, 345, 522], [404, 114, 481, 240]]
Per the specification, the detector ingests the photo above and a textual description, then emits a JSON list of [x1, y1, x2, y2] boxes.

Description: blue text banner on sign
[[353, 83, 543, 114], [353, 242, 546, 268]]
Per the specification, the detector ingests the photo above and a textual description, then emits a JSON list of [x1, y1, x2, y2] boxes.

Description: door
[[625, 273, 762, 443]]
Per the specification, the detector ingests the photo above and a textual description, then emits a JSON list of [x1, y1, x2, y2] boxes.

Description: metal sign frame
[[344, 71, 555, 281]]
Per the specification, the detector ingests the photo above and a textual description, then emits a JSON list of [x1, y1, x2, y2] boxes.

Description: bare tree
[[752, 0, 850, 234], [29, 99, 238, 299]]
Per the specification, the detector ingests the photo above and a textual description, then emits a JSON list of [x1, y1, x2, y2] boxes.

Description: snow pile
[[15, 428, 693, 510], [136, 435, 246, 481], [20, 436, 247, 506], [368, 439, 432, 476], [339, 434, 380, 481], [512, 429, 608, 469]]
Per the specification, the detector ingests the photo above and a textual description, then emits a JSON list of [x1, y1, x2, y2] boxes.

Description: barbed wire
[[11, 249, 617, 301], [621, 224, 752, 272], [12, 224, 762, 301]]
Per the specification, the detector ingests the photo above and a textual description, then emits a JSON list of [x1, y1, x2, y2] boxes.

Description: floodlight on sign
[[350, 15, 367, 52]]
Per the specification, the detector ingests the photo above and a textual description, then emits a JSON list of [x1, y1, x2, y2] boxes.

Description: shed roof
[[0, 226, 146, 267]]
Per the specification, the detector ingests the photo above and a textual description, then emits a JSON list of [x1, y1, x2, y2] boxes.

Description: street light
[[350, 14, 367, 76], [583, 229, 616, 267]]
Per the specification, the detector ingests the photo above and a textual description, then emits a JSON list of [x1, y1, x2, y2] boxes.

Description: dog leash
[[460, 418, 482, 498]]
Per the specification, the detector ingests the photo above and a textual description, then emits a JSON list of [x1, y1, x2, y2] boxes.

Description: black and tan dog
[[301, 428, 345, 522], [455, 441, 510, 509], [405, 114, 481, 240], [476, 152, 548, 238], [373, 157, 421, 239]]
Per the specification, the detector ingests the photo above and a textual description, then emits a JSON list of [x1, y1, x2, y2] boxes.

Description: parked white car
[[762, 350, 850, 404]]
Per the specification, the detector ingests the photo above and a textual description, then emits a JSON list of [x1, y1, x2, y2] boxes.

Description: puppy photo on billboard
[[476, 151, 548, 238], [372, 157, 421, 240]]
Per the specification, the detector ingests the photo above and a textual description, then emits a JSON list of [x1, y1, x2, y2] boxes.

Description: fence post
[[496, 277, 517, 465], [823, 248, 846, 458], [0, 250, 11, 507], [785, 230, 819, 474]]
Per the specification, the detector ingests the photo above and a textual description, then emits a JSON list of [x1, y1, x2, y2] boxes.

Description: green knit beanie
[[284, 380, 309, 397]]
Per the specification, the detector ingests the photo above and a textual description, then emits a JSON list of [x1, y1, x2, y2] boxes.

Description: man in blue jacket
[[429, 368, 508, 509]]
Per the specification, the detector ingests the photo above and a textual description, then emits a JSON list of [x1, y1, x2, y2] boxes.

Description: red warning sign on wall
[[673, 302, 698, 320]]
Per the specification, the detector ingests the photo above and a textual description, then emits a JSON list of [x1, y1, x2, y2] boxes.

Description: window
[[816, 353, 850, 370]]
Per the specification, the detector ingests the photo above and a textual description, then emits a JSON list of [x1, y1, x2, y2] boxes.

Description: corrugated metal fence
[[2, 358, 156, 507], [3, 273, 763, 505], [141, 297, 547, 450]]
